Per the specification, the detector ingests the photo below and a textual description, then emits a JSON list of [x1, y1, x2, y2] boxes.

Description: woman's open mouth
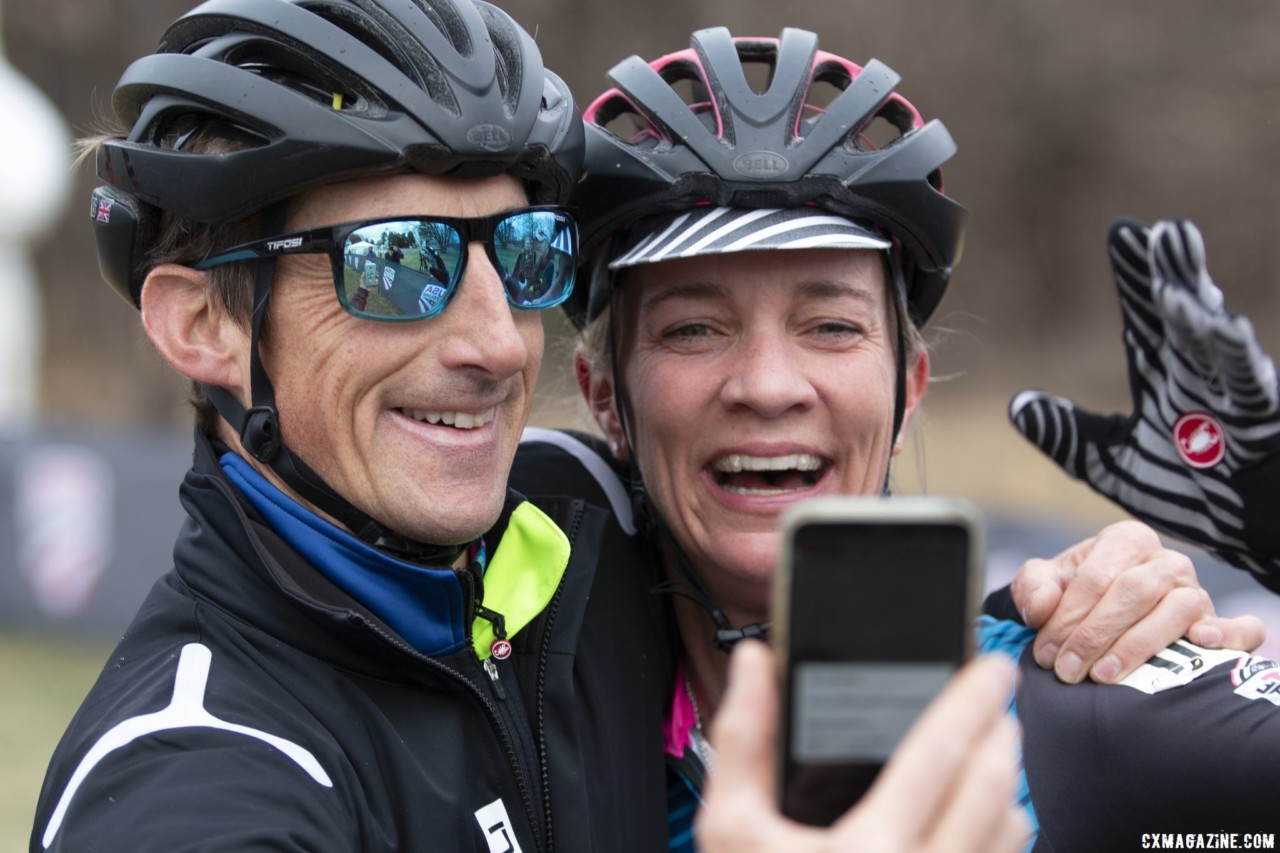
[[709, 453, 828, 496]]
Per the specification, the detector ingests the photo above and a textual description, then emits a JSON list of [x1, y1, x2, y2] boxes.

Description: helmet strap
[[883, 252, 909, 496], [607, 287, 770, 655]]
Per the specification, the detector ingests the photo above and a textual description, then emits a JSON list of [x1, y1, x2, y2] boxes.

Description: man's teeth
[[711, 453, 823, 473], [404, 408, 496, 429]]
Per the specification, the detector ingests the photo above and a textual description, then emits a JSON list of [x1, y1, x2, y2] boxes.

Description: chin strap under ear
[[203, 202, 466, 566], [884, 251, 909, 497]]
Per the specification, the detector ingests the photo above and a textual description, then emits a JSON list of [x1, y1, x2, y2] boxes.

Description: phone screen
[[779, 518, 973, 826]]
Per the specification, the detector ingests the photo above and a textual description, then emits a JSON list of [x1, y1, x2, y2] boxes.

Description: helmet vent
[[738, 60, 774, 96], [478, 4, 524, 114], [656, 61, 711, 107], [308, 1, 460, 115], [152, 110, 267, 153], [240, 54, 359, 112], [654, 62, 718, 137], [411, 0, 473, 57], [852, 114, 905, 152], [801, 77, 843, 114], [591, 95, 662, 148]]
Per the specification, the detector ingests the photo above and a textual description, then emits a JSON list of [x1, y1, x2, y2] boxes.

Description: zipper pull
[[483, 657, 506, 700], [476, 604, 513, 661]]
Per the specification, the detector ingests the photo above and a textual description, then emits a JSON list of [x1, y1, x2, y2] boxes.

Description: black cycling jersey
[[983, 587, 1280, 851], [32, 431, 672, 852]]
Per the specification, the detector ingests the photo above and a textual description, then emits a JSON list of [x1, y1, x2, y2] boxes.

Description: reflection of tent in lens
[[549, 226, 573, 257]]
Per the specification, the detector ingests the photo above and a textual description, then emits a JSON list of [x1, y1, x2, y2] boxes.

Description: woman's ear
[[897, 345, 931, 442], [140, 264, 250, 397], [574, 349, 628, 460]]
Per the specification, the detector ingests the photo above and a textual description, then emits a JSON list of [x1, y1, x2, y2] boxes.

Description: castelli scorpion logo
[[1173, 412, 1226, 469]]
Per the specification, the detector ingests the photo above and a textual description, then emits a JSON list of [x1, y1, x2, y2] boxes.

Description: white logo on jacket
[[42, 642, 331, 849], [475, 797, 524, 853]]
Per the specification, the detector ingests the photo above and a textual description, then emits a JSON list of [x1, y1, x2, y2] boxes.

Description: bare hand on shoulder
[[1011, 519, 1264, 684]]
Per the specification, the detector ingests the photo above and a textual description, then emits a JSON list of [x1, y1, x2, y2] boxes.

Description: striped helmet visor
[[607, 206, 890, 271]]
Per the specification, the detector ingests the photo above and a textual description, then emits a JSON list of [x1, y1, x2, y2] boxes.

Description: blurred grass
[[0, 631, 112, 852]]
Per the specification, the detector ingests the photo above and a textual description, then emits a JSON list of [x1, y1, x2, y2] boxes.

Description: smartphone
[[772, 496, 985, 827]]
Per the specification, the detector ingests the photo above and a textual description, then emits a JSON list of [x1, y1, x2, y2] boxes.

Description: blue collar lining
[[220, 452, 467, 656]]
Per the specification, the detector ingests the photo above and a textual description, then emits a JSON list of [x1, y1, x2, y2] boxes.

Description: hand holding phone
[[772, 496, 985, 826], [696, 643, 1025, 853]]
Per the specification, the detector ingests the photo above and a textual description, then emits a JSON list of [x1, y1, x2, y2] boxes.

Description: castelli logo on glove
[[468, 124, 513, 152], [1173, 412, 1226, 468], [733, 150, 789, 178]]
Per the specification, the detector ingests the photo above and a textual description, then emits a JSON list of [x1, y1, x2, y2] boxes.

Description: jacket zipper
[[534, 499, 584, 852], [349, 606, 544, 851], [211, 468, 556, 851]]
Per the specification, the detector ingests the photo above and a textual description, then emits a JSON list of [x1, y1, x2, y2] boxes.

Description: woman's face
[[606, 248, 928, 616]]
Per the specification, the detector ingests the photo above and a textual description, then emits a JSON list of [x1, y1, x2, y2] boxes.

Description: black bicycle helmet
[[566, 26, 965, 328], [93, 0, 584, 307], [88, 0, 585, 558]]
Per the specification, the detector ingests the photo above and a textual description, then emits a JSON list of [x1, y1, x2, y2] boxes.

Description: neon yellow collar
[[472, 502, 570, 659]]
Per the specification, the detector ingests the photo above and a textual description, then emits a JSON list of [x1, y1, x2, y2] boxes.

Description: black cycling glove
[[1009, 218, 1280, 593]]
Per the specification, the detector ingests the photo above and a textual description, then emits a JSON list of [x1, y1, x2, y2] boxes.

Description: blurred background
[[4, 0, 1280, 847]]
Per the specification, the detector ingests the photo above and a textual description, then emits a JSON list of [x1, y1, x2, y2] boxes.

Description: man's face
[[245, 173, 542, 545]]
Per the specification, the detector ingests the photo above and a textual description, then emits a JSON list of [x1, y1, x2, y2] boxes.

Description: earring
[[893, 434, 905, 453], [608, 440, 619, 455]]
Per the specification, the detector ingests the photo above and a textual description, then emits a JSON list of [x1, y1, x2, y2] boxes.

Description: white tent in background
[[550, 226, 574, 256], [0, 0, 71, 430]]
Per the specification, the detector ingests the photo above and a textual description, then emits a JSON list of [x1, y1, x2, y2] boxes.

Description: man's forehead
[[285, 172, 527, 229]]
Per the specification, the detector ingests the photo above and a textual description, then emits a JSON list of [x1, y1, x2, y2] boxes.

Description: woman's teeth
[[711, 453, 824, 494], [712, 453, 823, 473]]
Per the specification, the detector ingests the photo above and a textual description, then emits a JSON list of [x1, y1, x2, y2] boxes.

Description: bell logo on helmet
[[733, 150, 790, 179], [468, 124, 513, 152]]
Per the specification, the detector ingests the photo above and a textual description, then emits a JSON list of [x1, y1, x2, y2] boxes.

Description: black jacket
[[982, 587, 1280, 852], [32, 434, 671, 852]]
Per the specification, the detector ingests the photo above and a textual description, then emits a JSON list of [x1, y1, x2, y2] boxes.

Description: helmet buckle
[[241, 405, 281, 463]]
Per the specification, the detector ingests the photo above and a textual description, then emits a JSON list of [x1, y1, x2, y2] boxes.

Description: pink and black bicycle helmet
[[567, 26, 965, 328]]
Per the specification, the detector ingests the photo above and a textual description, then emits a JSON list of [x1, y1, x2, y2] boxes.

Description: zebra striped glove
[[1009, 218, 1280, 593]]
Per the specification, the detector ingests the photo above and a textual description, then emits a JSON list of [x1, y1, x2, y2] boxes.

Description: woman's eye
[[664, 323, 713, 340], [813, 321, 863, 338]]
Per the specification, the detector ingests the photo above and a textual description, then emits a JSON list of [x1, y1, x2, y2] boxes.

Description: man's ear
[[573, 349, 628, 460], [140, 264, 250, 395]]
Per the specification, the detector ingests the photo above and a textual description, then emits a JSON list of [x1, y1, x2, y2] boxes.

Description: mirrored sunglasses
[[195, 206, 578, 321]]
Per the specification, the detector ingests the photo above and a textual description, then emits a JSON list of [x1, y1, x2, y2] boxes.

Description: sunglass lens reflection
[[493, 212, 575, 309], [341, 221, 463, 318]]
